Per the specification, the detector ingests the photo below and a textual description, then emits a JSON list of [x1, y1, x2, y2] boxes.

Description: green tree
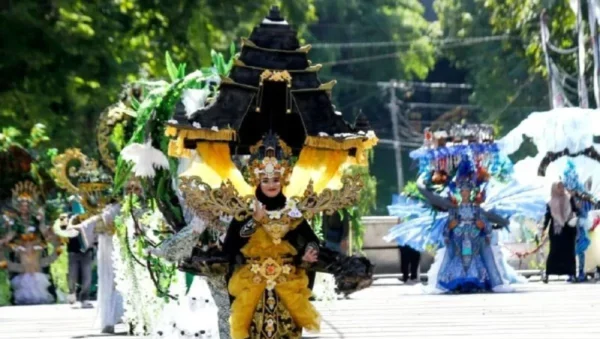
[[0, 1, 316, 154], [434, 0, 578, 134], [1, 1, 435, 214], [305, 0, 437, 212]]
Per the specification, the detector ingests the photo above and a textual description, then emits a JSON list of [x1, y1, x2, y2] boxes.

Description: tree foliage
[[308, 0, 436, 123], [434, 0, 577, 134], [306, 0, 437, 212], [1, 1, 440, 216], [0, 0, 317, 153]]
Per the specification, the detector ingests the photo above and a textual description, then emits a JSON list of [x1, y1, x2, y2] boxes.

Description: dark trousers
[[68, 250, 94, 302], [399, 246, 420, 281]]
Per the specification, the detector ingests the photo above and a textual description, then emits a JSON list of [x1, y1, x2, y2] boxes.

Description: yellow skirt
[[229, 265, 320, 339]]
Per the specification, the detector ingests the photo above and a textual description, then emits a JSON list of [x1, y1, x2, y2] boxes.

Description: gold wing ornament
[[179, 173, 364, 223], [179, 176, 255, 222], [294, 173, 364, 220]]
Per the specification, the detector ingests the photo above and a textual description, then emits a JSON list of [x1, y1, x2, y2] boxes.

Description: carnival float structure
[[498, 107, 600, 280]]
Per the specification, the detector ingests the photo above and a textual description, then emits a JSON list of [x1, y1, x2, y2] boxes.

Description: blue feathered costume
[[385, 126, 546, 293]]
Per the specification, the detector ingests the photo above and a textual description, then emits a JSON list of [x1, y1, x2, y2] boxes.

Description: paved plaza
[[1, 278, 599, 339]]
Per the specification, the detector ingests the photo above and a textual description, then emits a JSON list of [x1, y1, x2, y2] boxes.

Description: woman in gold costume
[[223, 133, 320, 339], [168, 7, 378, 338]]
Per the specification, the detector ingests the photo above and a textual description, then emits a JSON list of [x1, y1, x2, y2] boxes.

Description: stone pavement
[[1, 279, 599, 339]]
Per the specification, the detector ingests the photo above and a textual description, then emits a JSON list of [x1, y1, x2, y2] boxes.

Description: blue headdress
[[562, 160, 584, 192], [451, 155, 476, 191], [562, 160, 595, 217]]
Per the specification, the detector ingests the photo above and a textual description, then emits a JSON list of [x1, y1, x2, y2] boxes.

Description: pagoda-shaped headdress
[[167, 6, 378, 197]]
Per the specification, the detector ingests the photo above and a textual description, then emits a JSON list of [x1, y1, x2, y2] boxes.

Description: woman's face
[[460, 188, 471, 201], [260, 176, 282, 198], [18, 201, 29, 214], [552, 182, 565, 196]]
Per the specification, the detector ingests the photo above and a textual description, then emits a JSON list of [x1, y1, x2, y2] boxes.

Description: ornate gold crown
[[11, 181, 40, 206], [247, 132, 293, 187]]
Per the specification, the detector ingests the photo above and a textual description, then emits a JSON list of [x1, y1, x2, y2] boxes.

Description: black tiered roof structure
[[166, 6, 376, 156]]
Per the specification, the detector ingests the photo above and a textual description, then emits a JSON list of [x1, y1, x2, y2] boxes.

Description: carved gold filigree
[[0, 230, 61, 273], [248, 257, 293, 290], [179, 176, 254, 221], [179, 174, 364, 228], [294, 174, 364, 220], [249, 138, 292, 157], [79, 183, 112, 217], [51, 148, 112, 216], [262, 221, 290, 245], [259, 70, 292, 84], [247, 136, 294, 187], [51, 148, 89, 194]]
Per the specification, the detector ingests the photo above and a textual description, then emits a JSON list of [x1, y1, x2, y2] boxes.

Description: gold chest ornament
[[255, 199, 303, 244], [261, 220, 291, 245]]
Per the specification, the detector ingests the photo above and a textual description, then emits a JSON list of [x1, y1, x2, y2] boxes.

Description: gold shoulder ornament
[[179, 176, 255, 222], [293, 174, 364, 220], [179, 173, 363, 223]]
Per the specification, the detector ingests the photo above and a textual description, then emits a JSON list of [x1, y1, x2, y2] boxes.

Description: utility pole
[[382, 80, 405, 193]]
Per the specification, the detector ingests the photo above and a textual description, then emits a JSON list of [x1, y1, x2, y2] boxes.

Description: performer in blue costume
[[434, 161, 510, 292], [384, 124, 546, 292], [560, 160, 595, 282]]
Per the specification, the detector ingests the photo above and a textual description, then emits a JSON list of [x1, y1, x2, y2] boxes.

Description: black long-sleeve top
[[543, 196, 580, 231]]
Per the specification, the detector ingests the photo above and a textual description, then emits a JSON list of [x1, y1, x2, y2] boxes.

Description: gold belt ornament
[[249, 257, 294, 290]]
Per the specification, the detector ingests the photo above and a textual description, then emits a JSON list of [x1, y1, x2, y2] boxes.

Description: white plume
[[120, 140, 170, 178], [182, 88, 210, 119]]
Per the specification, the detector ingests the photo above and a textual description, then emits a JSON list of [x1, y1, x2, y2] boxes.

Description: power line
[[405, 102, 480, 110], [321, 51, 404, 67], [376, 138, 423, 149], [338, 89, 381, 111], [312, 35, 517, 49], [320, 37, 516, 67], [326, 77, 473, 89]]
